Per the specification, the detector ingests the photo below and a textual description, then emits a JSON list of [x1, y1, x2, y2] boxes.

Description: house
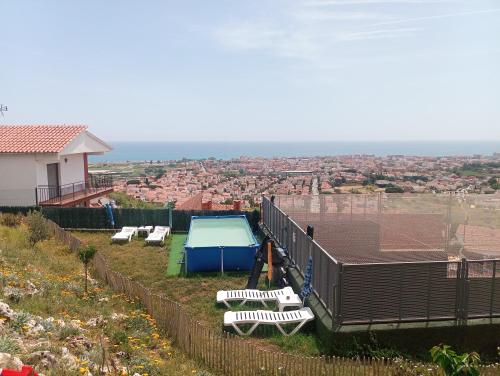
[[0, 125, 113, 207]]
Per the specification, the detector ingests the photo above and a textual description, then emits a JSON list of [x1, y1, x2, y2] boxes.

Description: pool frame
[[184, 215, 259, 273]]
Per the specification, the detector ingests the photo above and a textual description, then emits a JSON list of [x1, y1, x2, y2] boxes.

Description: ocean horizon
[[89, 141, 500, 163]]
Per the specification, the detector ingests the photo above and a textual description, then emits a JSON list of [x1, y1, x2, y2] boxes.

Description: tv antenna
[[0, 104, 7, 117]]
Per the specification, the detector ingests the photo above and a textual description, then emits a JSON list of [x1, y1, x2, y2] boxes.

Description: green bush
[[10, 311, 31, 333], [0, 213, 22, 227], [430, 344, 480, 376], [58, 325, 81, 340], [26, 211, 49, 245], [0, 335, 20, 354]]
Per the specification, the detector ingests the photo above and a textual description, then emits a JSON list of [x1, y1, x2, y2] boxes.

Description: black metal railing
[[36, 175, 113, 205]]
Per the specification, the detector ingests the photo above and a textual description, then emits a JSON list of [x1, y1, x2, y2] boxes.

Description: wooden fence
[[46, 220, 499, 376]]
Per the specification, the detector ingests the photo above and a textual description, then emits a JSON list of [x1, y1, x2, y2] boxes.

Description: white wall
[[59, 154, 85, 185], [0, 154, 37, 205], [34, 154, 59, 186], [0, 152, 86, 206], [34, 153, 85, 186]]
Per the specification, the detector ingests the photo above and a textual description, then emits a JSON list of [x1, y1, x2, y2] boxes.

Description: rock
[[0, 352, 23, 370], [26, 351, 57, 369], [66, 335, 92, 351], [0, 301, 15, 320], [98, 297, 109, 303], [59, 347, 78, 370], [115, 351, 129, 359], [110, 313, 127, 321], [85, 315, 107, 327], [3, 286, 23, 302], [24, 319, 46, 337], [25, 280, 39, 296]]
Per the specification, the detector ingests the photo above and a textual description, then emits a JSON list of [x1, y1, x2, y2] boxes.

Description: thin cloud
[[337, 27, 421, 41], [293, 10, 392, 21], [305, 0, 457, 5], [361, 8, 500, 28]]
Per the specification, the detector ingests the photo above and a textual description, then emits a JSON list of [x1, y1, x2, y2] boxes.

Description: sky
[[1, 0, 500, 142]]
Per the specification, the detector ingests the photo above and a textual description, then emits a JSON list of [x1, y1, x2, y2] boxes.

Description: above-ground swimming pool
[[184, 215, 259, 273]]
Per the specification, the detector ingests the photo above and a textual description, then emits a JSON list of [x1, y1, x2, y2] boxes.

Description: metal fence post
[[333, 263, 343, 329], [491, 261, 497, 317]]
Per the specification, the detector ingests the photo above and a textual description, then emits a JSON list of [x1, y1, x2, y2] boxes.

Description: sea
[[89, 141, 500, 163]]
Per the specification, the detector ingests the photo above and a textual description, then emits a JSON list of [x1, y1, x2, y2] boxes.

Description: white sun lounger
[[145, 226, 170, 245], [224, 307, 314, 336], [216, 286, 300, 309], [111, 227, 138, 243]]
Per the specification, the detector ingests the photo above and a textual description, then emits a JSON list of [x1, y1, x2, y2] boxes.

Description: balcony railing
[[36, 175, 113, 206]]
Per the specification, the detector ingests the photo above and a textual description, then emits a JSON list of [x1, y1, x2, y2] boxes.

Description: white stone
[[0, 352, 23, 370], [0, 301, 15, 320]]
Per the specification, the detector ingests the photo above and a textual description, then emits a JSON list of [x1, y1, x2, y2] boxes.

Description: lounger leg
[[275, 323, 287, 336], [232, 322, 260, 336], [222, 300, 232, 309], [276, 320, 308, 336], [259, 299, 269, 308], [238, 299, 248, 307]]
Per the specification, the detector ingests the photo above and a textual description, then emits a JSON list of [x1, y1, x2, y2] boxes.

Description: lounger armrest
[[216, 290, 227, 302], [299, 307, 315, 320], [223, 311, 238, 326]]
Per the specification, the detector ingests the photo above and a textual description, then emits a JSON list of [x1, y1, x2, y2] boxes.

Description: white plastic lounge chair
[[145, 226, 170, 245], [224, 307, 314, 336], [216, 286, 301, 310], [137, 225, 154, 237], [111, 227, 138, 243]]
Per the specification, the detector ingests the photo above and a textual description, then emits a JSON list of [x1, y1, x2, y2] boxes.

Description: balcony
[[36, 176, 113, 207]]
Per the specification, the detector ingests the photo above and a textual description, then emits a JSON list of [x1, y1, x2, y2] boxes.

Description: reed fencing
[[46, 219, 499, 376]]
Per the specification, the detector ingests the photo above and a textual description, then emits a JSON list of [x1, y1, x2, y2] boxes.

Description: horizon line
[[104, 139, 500, 143]]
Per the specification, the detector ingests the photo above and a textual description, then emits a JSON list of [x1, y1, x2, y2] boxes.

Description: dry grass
[[0, 225, 212, 375]]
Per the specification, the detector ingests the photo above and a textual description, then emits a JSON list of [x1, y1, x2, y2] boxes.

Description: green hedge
[[0, 206, 40, 215], [40, 207, 260, 232]]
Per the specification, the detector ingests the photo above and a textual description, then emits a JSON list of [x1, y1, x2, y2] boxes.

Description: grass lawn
[[73, 231, 323, 356], [0, 224, 211, 376], [166, 234, 186, 276]]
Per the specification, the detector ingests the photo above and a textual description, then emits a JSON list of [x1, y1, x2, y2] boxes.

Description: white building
[[0, 125, 112, 206]]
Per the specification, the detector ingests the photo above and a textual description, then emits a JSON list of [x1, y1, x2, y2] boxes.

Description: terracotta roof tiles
[[0, 125, 87, 153]]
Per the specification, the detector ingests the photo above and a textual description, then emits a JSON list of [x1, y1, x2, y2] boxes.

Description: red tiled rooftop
[[0, 125, 87, 153]]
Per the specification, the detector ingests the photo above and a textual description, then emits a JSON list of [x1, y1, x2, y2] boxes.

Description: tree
[[385, 185, 404, 193], [430, 345, 480, 376], [78, 245, 97, 295]]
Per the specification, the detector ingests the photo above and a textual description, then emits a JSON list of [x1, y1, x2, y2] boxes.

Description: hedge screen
[[38, 207, 260, 232]]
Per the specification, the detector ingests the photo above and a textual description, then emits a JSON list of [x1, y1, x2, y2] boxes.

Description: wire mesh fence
[[262, 194, 500, 326]]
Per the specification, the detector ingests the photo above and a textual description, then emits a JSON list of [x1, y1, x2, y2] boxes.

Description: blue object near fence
[[299, 256, 313, 300], [105, 204, 115, 228]]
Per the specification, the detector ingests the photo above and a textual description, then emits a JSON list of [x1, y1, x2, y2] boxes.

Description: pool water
[[186, 218, 256, 247]]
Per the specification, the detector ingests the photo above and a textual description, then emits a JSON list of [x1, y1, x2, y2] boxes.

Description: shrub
[[0, 335, 20, 354], [128, 356, 161, 376], [26, 211, 49, 245], [111, 329, 128, 345], [430, 344, 480, 376], [10, 311, 31, 333], [58, 325, 80, 340], [0, 213, 22, 227]]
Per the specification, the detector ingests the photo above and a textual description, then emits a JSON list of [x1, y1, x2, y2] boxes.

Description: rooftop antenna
[[0, 104, 7, 117]]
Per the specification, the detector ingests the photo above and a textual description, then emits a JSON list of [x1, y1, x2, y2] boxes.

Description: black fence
[[0, 206, 260, 233], [0, 206, 40, 215], [262, 196, 500, 327]]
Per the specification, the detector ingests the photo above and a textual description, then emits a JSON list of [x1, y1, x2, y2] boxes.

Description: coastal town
[[90, 153, 500, 209]]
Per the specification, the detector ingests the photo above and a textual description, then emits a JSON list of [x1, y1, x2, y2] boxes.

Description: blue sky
[[1, 0, 499, 141]]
